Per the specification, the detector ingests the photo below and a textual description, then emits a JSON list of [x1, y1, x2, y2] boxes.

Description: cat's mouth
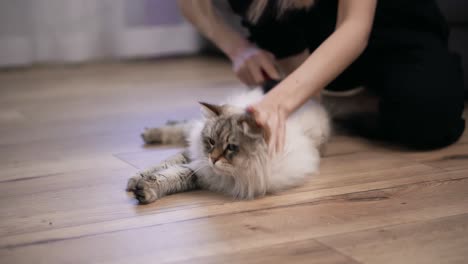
[[210, 162, 232, 176], [211, 163, 223, 172]]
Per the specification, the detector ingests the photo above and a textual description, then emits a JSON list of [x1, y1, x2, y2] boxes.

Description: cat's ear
[[238, 113, 263, 139], [199, 102, 223, 118]]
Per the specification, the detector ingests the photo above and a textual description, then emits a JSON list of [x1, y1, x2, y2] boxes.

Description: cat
[[127, 89, 330, 204]]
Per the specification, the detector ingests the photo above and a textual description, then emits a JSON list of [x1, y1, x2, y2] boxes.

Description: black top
[[227, 0, 450, 49]]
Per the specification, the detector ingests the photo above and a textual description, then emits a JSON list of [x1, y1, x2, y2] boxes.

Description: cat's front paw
[[126, 176, 140, 192], [128, 178, 159, 204], [141, 127, 163, 144]]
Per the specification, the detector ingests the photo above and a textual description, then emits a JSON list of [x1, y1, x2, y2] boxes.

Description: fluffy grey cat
[[127, 89, 330, 204]]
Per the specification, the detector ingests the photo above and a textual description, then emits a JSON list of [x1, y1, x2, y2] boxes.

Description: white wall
[[0, 0, 201, 67]]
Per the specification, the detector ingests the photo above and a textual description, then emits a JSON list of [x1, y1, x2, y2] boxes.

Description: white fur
[[187, 89, 330, 199]]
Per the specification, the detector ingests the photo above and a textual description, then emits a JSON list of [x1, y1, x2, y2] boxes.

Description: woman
[[177, 0, 465, 152]]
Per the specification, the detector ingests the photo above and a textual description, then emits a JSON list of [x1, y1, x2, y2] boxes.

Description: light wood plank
[[1, 57, 467, 264], [1, 170, 467, 263], [0, 154, 131, 182], [318, 213, 468, 264], [0, 151, 442, 239], [392, 142, 468, 171], [323, 135, 376, 156], [126, 239, 360, 264]]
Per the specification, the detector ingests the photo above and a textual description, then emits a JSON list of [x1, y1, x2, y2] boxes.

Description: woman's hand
[[176, 1, 280, 87], [247, 100, 288, 155], [231, 45, 281, 87], [177, 0, 280, 87]]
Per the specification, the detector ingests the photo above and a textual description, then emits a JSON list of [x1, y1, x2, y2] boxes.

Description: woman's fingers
[[263, 111, 280, 155], [237, 65, 256, 86], [250, 106, 269, 141], [247, 103, 286, 156], [267, 117, 277, 155], [259, 53, 280, 80], [264, 51, 276, 61], [247, 60, 265, 85], [276, 108, 286, 153], [232, 46, 280, 86]]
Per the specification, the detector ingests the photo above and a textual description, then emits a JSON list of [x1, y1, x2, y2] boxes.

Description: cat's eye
[[227, 144, 239, 152], [208, 138, 215, 145]]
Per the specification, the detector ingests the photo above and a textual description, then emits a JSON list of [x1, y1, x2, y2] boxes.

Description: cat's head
[[199, 102, 266, 176]]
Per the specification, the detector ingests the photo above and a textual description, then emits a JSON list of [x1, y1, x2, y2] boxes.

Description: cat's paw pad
[[141, 128, 163, 144], [134, 180, 159, 204]]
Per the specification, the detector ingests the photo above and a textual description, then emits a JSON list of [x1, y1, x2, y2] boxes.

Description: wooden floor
[[1, 56, 467, 264]]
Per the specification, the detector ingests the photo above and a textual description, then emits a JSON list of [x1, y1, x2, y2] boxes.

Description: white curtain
[[0, 0, 201, 67]]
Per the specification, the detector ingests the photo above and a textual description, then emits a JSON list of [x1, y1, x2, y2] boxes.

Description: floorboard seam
[[313, 238, 364, 264]]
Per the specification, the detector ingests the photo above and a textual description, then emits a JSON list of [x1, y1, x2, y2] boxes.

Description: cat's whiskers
[[185, 164, 209, 178]]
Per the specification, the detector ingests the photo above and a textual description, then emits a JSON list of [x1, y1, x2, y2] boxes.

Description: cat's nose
[[210, 155, 221, 165]]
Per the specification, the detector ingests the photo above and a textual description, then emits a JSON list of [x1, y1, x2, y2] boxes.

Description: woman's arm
[[177, 0, 280, 85], [176, 0, 247, 60], [250, 0, 377, 153]]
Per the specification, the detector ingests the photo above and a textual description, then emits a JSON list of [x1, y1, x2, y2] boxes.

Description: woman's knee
[[379, 98, 465, 150]]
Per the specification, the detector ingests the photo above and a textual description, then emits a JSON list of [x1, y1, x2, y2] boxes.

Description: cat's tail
[[141, 120, 194, 145]]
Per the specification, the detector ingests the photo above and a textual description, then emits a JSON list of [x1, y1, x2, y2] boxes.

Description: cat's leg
[[141, 120, 193, 145], [127, 150, 190, 191], [130, 164, 199, 204]]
